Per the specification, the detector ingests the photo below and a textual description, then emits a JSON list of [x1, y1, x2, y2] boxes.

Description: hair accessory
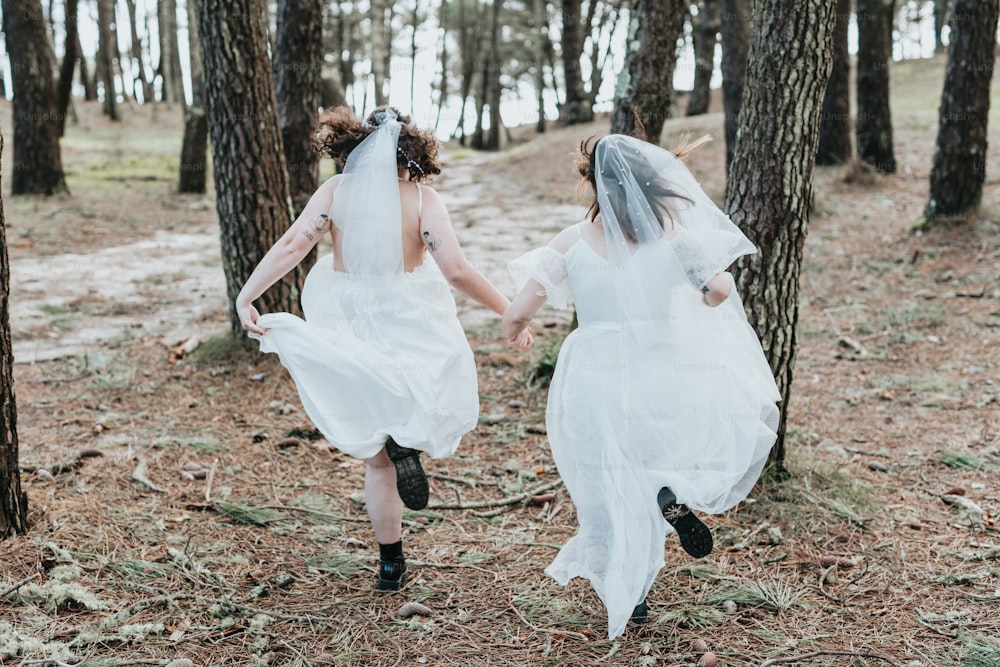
[[398, 145, 425, 175]]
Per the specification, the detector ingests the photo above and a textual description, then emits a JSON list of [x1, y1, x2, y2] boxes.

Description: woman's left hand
[[509, 327, 534, 350], [238, 302, 269, 336]]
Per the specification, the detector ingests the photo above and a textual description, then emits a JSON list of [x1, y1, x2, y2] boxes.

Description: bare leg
[[365, 448, 403, 544]]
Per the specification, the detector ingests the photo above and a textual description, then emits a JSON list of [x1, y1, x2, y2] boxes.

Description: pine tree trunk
[[369, 0, 390, 107], [3, 0, 69, 195], [0, 133, 30, 540], [610, 0, 686, 143], [718, 0, 751, 172], [179, 0, 208, 193], [559, 0, 593, 124], [56, 0, 79, 136], [816, 0, 852, 165], [932, 0, 948, 53], [724, 0, 835, 468], [194, 0, 303, 334], [686, 0, 719, 117], [158, 0, 183, 105], [77, 32, 97, 101], [434, 0, 450, 131], [925, 0, 998, 224], [856, 0, 896, 173], [124, 0, 154, 103], [97, 0, 119, 120], [484, 0, 502, 150], [274, 0, 323, 216], [533, 0, 547, 133]]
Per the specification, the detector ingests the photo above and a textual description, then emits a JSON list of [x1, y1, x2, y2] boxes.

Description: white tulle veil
[[328, 108, 404, 277]]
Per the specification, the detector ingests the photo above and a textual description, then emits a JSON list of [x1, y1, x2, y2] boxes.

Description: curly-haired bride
[[236, 105, 532, 591]]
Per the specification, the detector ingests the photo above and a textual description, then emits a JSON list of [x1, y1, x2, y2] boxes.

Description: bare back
[[331, 178, 428, 273]]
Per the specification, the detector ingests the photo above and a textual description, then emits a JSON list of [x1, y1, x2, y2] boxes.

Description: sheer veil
[[328, 108, 404, 277]]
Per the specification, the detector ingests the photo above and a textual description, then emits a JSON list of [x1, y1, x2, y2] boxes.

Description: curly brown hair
[[313, 105, 442, 182]]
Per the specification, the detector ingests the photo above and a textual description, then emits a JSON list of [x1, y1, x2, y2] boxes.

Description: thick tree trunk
[[194, 0, 303, 334], [718, 0, 751, 172], [124, 0, 154, 103], [56, 0, 79, 136], [274, 0, 323, 216], [686, 0, 719, 116], [3, 0, 68, 194], [76, 32, 97, 101], [610, 0, 686, 143], [559, 0, 593, 124], [816, 0, 852, 165], [96, 0, 119, 120], [724, 0, 835, 468], [179, 0, 208, 193], [925, 0, 999, 224], [158, 0, 184, 105], [0, 133, 30, 540], [855, 0, 896, 173]]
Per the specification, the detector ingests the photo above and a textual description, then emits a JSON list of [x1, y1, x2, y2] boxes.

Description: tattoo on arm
[[422, 230, 442, 252], [301, 214, 331, 242]]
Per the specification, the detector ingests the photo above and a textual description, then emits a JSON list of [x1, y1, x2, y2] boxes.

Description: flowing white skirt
[[543, 289, 780, 639], [251, 256, 479, 460]]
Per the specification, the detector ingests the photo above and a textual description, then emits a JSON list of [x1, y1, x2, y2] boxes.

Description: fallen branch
[[429, 479, 563, 511], [1, 573, 39, 599], [760, 649, 897, 666], [204, 458, 219, 503], [508, 596, 588, 642], [131, 455, 166, 493]]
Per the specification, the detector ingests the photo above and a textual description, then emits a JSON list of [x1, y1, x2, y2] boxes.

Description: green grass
[[961, 633, 1000, 667]]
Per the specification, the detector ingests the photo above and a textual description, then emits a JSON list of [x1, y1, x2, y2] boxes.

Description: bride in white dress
[[236, 106, 531, 591], [503, 134, 780, 639]]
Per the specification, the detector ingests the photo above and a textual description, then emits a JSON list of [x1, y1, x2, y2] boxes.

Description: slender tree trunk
[[369, 0, 390, 107], [56, 0, 79, 136], [484, 0, 501, 150], [194, 0, 303, 333], [435, 0, 449, 131], [77, 32, 97, 101], [932, 0, 948, 53], [725, 0, 835, 468], [856, 0, 896, 173], [686, 0, 719, 116], [559, 0, 593, 124], [0, 134, 30, 540], [925, 0, 999, 224], [274, 0, 323, 216], [179, 0, 208, 193], [408, 3, 419, 114], [124, 0, 153, 103], [533, 0, 548, 132], [610, 0, 686, 142], [816, 0, 852, 165], [96, 0, 119, 120], [158, 0, 183, 104], [471, 69, 487, 149], [3, 0, 69, 194], [718, 0, 751, 172]]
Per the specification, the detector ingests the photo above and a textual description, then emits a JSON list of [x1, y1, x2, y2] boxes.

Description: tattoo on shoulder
[[422, 230, 442, 252], [301, 214, 330, 241]]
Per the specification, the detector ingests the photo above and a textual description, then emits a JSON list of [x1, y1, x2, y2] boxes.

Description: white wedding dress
[[509, 135, 781, 639], [250, 114, 478, 461]]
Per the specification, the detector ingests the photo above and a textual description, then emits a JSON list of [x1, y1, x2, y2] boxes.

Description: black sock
[[379, 540, 403, 561]]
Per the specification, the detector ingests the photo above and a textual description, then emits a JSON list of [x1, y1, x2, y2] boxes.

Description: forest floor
[[2, 54, 1000, 667]]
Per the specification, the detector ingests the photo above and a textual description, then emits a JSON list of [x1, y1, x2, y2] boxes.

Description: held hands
[[508, 327, 534, 350], [237, 302, 269, 336]]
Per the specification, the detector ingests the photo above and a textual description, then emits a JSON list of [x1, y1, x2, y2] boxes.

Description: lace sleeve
[[670, 228, 755, 292], [508, 247, 570, 310]]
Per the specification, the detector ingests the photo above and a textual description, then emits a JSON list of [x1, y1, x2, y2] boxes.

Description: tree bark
[[718, 0, 751, 172], [2, 0, 69, 194], [274, 0, 323, 216], [194, 0, 304, 334], [124, 0, 154, 103], [0, 133, 30, 540], [610, 0, 686, 143], [559, 0, 593, 124], [855, 0, 896, 173], [158, 0, 184, 105], [56, 0, 79, 136], [178, 0, 208, 193], [816, 0, 852, 165], [925, 0, 999, 224], [533, 0, 547, 132], [369, 0, 391, 107], [686, 0, 719, 116], [724, 0, 835, 468], [435, 0, 450, 131], [484, 0, 502, 150], [96, 0, 119, 120]]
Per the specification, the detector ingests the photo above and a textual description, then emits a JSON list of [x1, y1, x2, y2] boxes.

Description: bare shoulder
[[547, 223, 585, 254]]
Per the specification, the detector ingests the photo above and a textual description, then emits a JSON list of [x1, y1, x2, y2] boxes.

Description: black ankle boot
[[376, 556, 407, 591], [657, 486, 713, 558], [630, 599, 649, 624]]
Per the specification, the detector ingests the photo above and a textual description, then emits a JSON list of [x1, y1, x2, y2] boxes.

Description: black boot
[[630, 599, 649, 625], [376, 540, 407, 591], [658, 487, 713, 558], [385, 437, 429, 510]]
